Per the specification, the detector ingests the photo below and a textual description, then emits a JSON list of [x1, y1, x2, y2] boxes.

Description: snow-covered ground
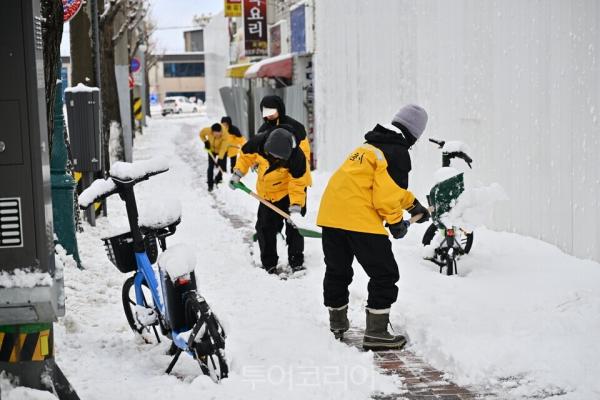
[[54, 114, 600, 400]]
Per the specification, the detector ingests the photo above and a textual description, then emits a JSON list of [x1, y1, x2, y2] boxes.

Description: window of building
[[163, 62, 205, 77]]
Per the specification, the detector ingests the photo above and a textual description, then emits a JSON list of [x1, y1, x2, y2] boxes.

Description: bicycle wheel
[[184, 293, 228, 382], [122, 275, 161, 342]]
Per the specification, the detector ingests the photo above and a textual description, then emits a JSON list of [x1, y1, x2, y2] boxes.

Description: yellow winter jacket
[[199, 127, 228, 159], [225, 127, 246, 158], [317, 144, 416, 235], [235, 134, 310, 207]]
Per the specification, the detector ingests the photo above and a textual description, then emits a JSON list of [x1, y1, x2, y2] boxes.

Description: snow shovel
[[205, 148, 227, 175], [232, 181, 322, 238]]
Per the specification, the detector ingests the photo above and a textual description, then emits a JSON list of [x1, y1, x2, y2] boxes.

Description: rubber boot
[[328, 305, 350, 339], [363, 309, 406, 350]]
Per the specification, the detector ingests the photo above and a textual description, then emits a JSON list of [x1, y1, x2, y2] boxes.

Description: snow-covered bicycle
[[78, 158, 228, 382], [422, 139, 474, 275]]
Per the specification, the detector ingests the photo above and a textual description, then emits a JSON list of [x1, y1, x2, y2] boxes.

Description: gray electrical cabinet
[[65, 86, 101, 172], [0, 0, 64, 323]]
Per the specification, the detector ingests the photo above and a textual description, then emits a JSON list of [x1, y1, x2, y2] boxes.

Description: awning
[[226, 63, 252, 78], [244, 53, 294, 79]]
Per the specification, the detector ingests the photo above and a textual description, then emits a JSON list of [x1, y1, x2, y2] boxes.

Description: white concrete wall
[[313, 0, 600, 262], [204, 11, 231, 117]]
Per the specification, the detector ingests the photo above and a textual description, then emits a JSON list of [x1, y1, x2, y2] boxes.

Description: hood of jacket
[[364, 124, 416, 148], [260, 95, 286, 117]]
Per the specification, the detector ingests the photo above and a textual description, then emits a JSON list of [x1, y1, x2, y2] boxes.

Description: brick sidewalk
[[343, 328, 483, 400]]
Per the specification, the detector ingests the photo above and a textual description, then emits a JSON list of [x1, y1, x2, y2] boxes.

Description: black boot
[[363, 309, 406, 351], [328, 305, 350, 339], [262, 265, 277, 274], [289, 255, 305, 272]]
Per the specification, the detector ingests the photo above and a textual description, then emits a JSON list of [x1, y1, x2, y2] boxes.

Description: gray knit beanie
[[392, 104, 428, 140], [264, 128, 296, 160]]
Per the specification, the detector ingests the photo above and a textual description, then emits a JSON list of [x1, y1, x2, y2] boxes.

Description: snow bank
[[109, 156, 169, 181], [78, 178, 116, 208], [0, 376, 57, 400], [442, 183, 508, 229], [138, 199, 182, 229]]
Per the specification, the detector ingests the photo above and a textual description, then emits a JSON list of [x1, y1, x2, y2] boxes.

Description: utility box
[[0, 0, 64, 323], [65, 84, 101, 172]]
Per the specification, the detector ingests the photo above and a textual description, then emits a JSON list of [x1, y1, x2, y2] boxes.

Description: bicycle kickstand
[[165, 348, 183, 374]]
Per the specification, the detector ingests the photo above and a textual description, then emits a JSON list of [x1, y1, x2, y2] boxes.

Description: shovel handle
[[409, 213, 424, 224], [205, 148, 227, 175]]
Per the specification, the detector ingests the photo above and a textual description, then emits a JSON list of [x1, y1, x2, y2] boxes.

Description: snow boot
[[262, 264, 277, 274], [363, 309, 406, 351], [328, 305, 349, 340]]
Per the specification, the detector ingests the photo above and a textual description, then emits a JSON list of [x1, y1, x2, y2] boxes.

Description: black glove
[[388, 220, 410, 239], [204, 140, 210, 149], [407, 198, 430, 224]]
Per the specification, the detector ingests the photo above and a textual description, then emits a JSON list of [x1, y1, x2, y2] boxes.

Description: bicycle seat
[[139, 200, 182, 232]]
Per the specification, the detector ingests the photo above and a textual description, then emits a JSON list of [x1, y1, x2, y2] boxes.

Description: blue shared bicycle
[[79, 159, 228, 381]]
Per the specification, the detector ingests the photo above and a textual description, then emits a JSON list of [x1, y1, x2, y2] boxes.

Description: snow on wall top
[[65, 83, 99, 93], [110, 157, 169, 181], [78, 178, 116, 208], [0, 269, 52, 288]]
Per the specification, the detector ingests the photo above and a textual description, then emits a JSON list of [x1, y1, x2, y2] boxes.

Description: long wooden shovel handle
[[237, 183, 292, 219], [205, 148, 227, 175], [407, 206, 434, 224], [409, 213, 424, 224]]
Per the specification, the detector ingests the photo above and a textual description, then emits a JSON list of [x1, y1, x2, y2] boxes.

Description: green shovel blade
[[297, 228, 322, 238], [233, 181, 252, 193]]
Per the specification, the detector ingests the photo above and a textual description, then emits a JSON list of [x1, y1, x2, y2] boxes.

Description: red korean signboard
[[243, 0, 268, 57]]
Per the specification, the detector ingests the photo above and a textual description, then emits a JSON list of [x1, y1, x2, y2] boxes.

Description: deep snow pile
[[54, 114, 600, 400]]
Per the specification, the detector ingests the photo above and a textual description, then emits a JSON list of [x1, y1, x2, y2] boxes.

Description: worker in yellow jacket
[[317, 104, 431, 350], [199, 123, 229, 191], [220, 116, 246, 172]]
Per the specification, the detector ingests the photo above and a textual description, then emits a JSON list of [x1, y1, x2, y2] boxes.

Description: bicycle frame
[[115, 178, 191, 352]]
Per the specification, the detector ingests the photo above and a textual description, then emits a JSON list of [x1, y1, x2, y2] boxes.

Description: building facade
[[148, 53, 206, 105]]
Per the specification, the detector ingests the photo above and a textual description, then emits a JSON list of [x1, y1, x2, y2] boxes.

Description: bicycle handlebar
[[78, 166, 169, 209], [78, 178, 119, 209], [429, 138, 445, 148]]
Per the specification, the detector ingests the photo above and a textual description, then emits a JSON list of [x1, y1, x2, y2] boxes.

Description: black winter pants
[[207, 156, 226, 188], [322, 227, 399, 310], [229, 156, 237, 173], [256, 195, 305, 269]]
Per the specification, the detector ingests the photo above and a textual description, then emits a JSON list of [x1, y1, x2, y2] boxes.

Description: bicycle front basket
[[102, 232, 158, 273]]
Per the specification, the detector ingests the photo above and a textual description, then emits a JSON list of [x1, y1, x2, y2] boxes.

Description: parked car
[[161, 96, 198, 116]]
